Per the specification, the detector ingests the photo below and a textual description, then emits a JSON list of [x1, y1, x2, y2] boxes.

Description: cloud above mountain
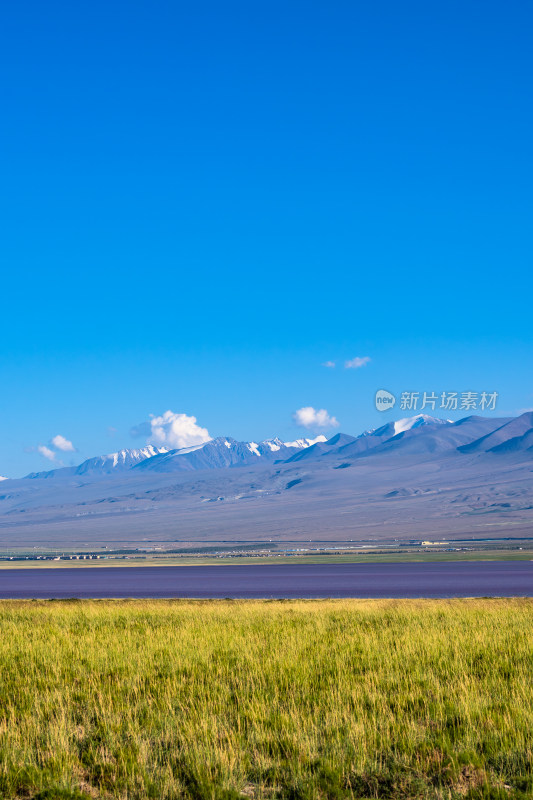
[[132, 410, 212, 450], [37, 445, 56, 462], [293, 406, 339, 430], [50, 434, 75, 452], [31, 434, 77, 463], [345, 356, 371, 369]]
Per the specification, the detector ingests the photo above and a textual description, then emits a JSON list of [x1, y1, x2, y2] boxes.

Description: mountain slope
[[360, 415, 512, 457], [458, 412, 533, 454], [285, 433, 357, 463], [286, 415, 450, 463], [488, 428, 533, 454], [339, 414, 452, 458]]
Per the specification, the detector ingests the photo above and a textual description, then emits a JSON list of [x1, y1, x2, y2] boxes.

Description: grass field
[[0, 599, 532, 800]]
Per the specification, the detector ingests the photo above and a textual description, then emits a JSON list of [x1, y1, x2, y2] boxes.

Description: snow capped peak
[[393, 414, 450, 436], [245, 435, 328, 454], [110, 445, 169, 464], [25, 444, 172, 480], [74, 446, 170, 475], [261, 437, 284, 452], [359, 427, 377, 438], [283, 435, 327, 448], [109, 445, 168, 464]]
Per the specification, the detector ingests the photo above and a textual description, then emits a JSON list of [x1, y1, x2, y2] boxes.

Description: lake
[[0, 561, 531, 598]]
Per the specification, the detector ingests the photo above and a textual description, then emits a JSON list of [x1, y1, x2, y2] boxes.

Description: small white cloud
[[322, 361, 336, 368], [345, 356, 371, 369], [0, 476, 8, 481], [50, 434, 75, 452], [37, 445, 56, 462], [145, 410, 212, 450], [28, 434, 74, 466], [293, 406, 339, 430]]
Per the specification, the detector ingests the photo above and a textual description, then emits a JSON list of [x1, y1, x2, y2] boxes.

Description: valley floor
[[0, 599, 532, 799], [0, 546, 532, 567]]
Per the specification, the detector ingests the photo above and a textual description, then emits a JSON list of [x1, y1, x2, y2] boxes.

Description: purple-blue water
[[0, 561, 531, 598]]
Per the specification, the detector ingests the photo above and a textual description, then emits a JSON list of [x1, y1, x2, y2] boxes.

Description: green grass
[[0, 599, 532, 799]]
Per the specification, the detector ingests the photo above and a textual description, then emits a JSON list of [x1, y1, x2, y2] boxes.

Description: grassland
[[0, 599, 532, 800]]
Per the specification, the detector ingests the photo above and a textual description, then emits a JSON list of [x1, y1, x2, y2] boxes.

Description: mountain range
[[19, 412, 533, 481], [24, 435, 328, 479], [1, 412, 532, 552]]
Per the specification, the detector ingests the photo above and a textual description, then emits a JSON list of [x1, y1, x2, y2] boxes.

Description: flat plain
[[0, 549, 532, 568], [1, 598, 532, 799]]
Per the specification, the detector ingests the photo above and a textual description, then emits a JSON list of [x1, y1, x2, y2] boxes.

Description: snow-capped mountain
[[26, 446, 169, 479], [74, 445, 170, 474], [287, 415, 450, 462], [22, 413, 530, 484], [345, 415, 510, 457], [392, 413, 451, 435], [133, 436, 327, 473], [24, 437, 326, 479]]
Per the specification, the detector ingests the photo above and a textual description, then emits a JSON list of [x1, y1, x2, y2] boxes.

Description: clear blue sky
[[1, 1, 532, 476]]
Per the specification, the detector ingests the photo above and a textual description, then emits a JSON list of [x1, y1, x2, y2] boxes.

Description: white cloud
[[345, 356, 371, 369], [322, 361, 336, 368], [146, 410, 212, 450], [0, 476, 8, 482], [37, 445, 56, 462], [293, 406, 339, 430], [29, 434, 75, 466], [50, 434, 75, 452]]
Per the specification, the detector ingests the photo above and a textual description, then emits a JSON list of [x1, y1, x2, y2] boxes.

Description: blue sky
[[1, 1, 532, 476]]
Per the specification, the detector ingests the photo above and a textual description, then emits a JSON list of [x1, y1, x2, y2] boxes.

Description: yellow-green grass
[[1, 548, 533, 568], [0, 599, 532, 799]]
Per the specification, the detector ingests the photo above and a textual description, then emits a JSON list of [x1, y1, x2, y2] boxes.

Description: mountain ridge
[[23, 435, 328, 480], [16, 413, 533, 483]]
